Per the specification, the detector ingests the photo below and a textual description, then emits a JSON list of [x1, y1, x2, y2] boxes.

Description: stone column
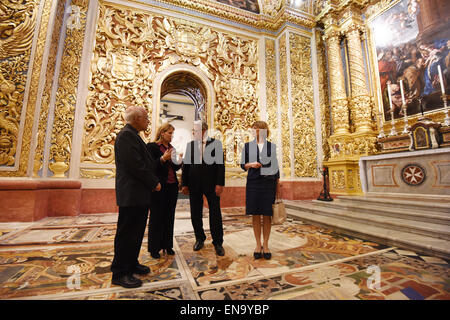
[[323, 27, 350, 135], [344, 22, 373, 134]]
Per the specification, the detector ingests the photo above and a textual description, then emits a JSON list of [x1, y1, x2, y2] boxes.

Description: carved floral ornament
[[82, 4, 259, 166], [0, 0, 37, 167]]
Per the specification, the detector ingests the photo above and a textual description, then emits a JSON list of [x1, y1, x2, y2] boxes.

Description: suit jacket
[[146, 142, 182, 185], [240, 140, 280, 180], [181, 138, 225, 193], [114, 124, 159, 207]]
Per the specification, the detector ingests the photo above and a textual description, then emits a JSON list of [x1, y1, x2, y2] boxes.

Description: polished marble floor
[[0, 200, 448, 300]]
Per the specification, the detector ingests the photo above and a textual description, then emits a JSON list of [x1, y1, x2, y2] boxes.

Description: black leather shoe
[[112, 274, 143, 288], [165, 248, 175, 255], [150, 251, 160, 259], [193, 240, 204, 251], [134, 264, 150, 275], [214, 244, 225, 256]]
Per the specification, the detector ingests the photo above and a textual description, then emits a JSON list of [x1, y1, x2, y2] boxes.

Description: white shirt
[[257, 142, 264, 153]]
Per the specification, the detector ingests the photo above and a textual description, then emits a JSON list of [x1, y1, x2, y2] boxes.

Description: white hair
[[124, 106, 146, 123]]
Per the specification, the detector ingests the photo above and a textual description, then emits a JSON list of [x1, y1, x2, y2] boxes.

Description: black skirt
[[245, 177, 277, 216]]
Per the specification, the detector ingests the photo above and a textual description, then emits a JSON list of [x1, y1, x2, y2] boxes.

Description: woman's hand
[[161, 148, 173, 162], [245, 162, 262, 170]]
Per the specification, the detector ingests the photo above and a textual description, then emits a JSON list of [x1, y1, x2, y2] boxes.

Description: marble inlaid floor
[[0, 200, 449, 300]]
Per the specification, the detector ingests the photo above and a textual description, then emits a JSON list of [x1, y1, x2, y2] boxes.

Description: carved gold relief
[[155, 0, 315, 31], [328, 133, 378, 160], [49, 0, 89, 178], [331, 170, 345, 189], [265, 38, 277, 134], [289, 32, 317, 177], [79, 168, 116, 179], [33, 0, 66, 177], [315, 29, 331, 162], [82, 3, 259, 172], [278, 34, 291, 177], [0, 0, 37, 169]]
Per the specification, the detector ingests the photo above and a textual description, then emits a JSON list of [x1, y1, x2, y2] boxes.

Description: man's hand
[[181, 186, 189, 195], [154, 183, 161, 192], [215, 185, 224, 197]]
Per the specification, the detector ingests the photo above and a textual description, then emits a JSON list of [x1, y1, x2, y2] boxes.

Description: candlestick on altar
[[438, 65, 445, 95], [443, 93, 450, 126], [401, 103, 409, 134], [399, 80, 406, 105], [377, 112, 386, 138], [387, 84, 397, 136]]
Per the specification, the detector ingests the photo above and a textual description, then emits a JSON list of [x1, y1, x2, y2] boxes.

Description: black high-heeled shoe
[[262, 248, 271, 260], [253, 247, 263, 259]]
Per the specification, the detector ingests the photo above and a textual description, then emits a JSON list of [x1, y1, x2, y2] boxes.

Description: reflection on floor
[[0, 200, 448, 300]]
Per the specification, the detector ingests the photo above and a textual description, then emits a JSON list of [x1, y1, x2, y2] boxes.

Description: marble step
[[285, 205, 450, 260], [336, 195, 450, 214], [311, 198, 450, 225], [284, 200, 450, 241]]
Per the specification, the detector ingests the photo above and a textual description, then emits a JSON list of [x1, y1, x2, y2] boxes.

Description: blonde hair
[[154, 123, 175, 143], [252, 120, 270, 138]]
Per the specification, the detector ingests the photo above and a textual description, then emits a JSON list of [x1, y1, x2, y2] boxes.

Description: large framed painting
[[369, 0, 450, 121]]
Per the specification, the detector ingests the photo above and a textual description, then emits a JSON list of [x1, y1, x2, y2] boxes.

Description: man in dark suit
[[181, 121, 226, 256], [111, 106, 161, 288]]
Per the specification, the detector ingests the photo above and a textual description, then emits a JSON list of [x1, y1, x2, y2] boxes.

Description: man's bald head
[[124, 106, 149, 132]]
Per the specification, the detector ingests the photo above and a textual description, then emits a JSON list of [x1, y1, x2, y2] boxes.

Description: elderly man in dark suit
[[181, 121, 226, 256], [111, 106, 161, 288]]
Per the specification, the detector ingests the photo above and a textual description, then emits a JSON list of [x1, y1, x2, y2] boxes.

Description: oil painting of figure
[[371, 0, 450, 120]]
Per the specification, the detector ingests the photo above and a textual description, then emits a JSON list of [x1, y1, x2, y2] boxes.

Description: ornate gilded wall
[[1, 0, 332, 185], [0, 0, 40, 175], [80, 2, 259, 178], [289, 32, 317, 177]]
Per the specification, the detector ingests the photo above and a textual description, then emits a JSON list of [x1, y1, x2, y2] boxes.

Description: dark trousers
[[111, 206, 149, 279], [148, 183, 179, 253], [189, 190, 223, 246]]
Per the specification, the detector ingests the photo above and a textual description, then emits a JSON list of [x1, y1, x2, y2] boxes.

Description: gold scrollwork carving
[[289, 32, 317, 177], [315, 29, 331, 162], [33, 0, 66, 177], [82, 3, 259, 172], [332, 170, 345, 189], [278, 34, 291, 177], [265, 38, 277, 136], [0, 0, 37, 168], [49, 0, 89, 178], [79, 168, 115, 179]]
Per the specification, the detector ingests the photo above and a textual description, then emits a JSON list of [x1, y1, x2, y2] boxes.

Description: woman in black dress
[[147, 123, 182, 258], [240, 121, 280, 260]]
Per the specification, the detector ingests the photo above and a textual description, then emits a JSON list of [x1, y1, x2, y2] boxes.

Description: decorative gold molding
[[128, 0, 316, 31], [33, 0, 66, 177], [81, 2, 259, 173], [289, 32, 317, 177], [0, 0, 48, 176], [315, 28, 331, 162], [49, 0, 90, 178], [278, 33, 291, 177]]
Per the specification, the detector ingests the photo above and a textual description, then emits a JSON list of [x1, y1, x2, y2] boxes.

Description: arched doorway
[[152, 65, 215, 158]]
